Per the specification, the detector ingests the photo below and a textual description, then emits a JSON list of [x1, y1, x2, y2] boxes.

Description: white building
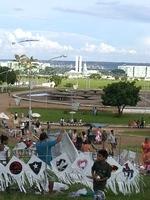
[[118, 65, 150, 79], [0, 60, 50, 72], [66, 56, 99, 78]]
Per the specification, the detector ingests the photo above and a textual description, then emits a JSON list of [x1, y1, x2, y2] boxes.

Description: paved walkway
[[0, 92, 73, 114]]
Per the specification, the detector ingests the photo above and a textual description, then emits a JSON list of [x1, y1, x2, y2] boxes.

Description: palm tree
[[14, 54, 38, 70], [14, 54, 39, 131]]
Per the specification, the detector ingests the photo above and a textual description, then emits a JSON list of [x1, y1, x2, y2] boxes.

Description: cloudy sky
[[0, 0, 150, 63]]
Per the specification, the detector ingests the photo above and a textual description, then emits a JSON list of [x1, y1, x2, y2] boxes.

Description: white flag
[[51, 133, 79, 163], [0, 163, 10, 191], [5, 156, 26, 192], [25, 155, 49, 192], [51, 153, 72, 184], [71, 152, 93, 176]]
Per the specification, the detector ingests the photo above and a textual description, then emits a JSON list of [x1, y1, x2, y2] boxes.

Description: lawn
[[0, 176, 150, 200], [9, 107, 150, 126], [11, 77, 150, 90]]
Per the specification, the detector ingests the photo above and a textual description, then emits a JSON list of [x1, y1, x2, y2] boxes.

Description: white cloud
[[142, 37, 150, 45], [98, 42, 116, 53], [0, 28, 141, 61], [82, 42, 116, 53], [0, 29, 74, 59], [82, 43, 96, 52], [128, 49, 136, 54], [14, 29, 33, 39], [82, 42, 136, 55]]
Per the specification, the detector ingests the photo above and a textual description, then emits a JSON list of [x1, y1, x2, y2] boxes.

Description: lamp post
[[14, 54, 39, 132], [14, 54, 67, 132], [48, 55, 67, 61]]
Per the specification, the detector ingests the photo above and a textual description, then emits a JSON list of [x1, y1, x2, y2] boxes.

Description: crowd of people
[[69, 126, 118, 156], [128, 117, 145, 128], [0, 111, 150, 199]]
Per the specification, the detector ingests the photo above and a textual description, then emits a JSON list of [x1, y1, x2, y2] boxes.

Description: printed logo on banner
[[29, 161, 42, 175], [77, 159, 88, 170], [56, 159, 68, 172], [9, 161, 23, 175], [122, 163, 134, 179]]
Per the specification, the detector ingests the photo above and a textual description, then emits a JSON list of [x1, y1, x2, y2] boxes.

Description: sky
[[0, 0, 150, 63]]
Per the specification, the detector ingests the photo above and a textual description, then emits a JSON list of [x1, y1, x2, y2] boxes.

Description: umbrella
[[0, 112, 9, 120], [69, 111, 76, 120], [31, 113, 41, 118], [69, 111, 76, 115]]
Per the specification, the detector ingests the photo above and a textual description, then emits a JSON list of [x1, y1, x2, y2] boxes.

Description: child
[[91, 149, 112, 200]]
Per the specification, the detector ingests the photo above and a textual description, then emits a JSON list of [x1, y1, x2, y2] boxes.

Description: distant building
[[118, 65, 150, 79], [66, 56, 99, 78], [0, 60, 49, 72]]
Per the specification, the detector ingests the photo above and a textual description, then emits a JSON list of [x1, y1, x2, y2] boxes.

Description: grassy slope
[[9, 107, 150, 126], [0, 176, 150, 200]]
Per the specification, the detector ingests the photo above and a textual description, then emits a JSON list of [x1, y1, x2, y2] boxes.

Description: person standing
[[141, 137, 150, 172], [95, 127, 102, 144], [101, 130, 108, 149], [107, 129, 117, 156], [0, 135, 10, 165], [75, 132, 83, 151], [71, 129, 77, 146], [92, 106, 97, 116], [36, 129, 64, 165], [81, 140, 91, 152], [91, 149, 112, 200]]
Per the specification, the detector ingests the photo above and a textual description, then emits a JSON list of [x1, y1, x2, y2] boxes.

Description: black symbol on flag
[[29, 161, 42, 174], [56, 159, 68, 171], [9, 161, 23, 174]]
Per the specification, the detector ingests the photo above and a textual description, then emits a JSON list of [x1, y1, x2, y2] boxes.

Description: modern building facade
[[118, 65, 150, 79]]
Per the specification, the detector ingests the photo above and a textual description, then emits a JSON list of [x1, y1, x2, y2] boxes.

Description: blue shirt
[[36, 139, 57, 165]]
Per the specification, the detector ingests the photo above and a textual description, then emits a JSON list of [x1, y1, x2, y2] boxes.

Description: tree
[[111, 69, 126, 80], [111, 69, 126, 76], [14, 54, 39, 85], [0, 67, 17, 84], [101, 81, 141, 115], [14, 54, 38, 71], [49, 75, 62, 87], [89, 73, 101, 79]]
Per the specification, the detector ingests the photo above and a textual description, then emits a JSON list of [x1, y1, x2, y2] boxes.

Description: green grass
[[13, 77, 150, 90], [5, 77, 150, 91], [0, 176, 150, 200], [60, 78, 150, 90], [60, 78, 118, 89], [8, 107, 150, 125]]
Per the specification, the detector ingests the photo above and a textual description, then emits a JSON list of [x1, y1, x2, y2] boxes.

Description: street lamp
[[48, 55, 67, 61], [14, 54, 39, 132], [14, 54, 67, 132]]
